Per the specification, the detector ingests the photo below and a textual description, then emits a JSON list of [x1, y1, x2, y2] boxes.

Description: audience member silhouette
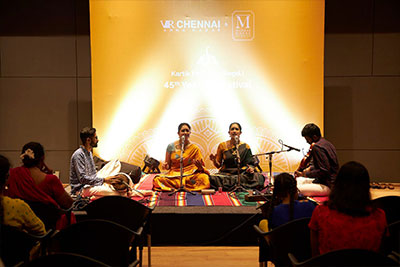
[[261, 173, 315, 230], [309, 161, 387, 256], [0, 154, 45, 235]]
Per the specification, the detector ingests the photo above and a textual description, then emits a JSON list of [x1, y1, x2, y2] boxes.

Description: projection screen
[[90, 0, 325, 173]]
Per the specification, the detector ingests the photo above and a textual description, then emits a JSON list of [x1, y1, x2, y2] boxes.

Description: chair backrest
[[254, 217, 311, 267], [84, 195, 152, 233], [0, 224, 41, 266], [47, 219, 135, 266], [389, 220, 400, 254], [25, 201, 61, 230], [26, 252, 109, 267], [289, 248, 399, 267], [372, 196, 400, 224], [382, 220, 400, 255]]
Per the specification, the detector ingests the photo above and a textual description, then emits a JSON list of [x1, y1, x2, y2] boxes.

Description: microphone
[[234, 135, 240, 163], [181, 135, 185, 151], [282, 143, 300, 152]]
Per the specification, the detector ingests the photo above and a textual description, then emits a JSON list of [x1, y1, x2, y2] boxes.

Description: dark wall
[[0, 0, 399, 182], [324, 0, 400, 182], [0, 0, 92, 182]]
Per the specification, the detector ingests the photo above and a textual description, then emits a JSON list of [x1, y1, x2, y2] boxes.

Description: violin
[[295, 143, 315, 177]]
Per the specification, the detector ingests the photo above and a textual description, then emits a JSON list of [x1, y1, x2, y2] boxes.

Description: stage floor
[[141, 246, 259, 267], [371, 184, 400, 199]]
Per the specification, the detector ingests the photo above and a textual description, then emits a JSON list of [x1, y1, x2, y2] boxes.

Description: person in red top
[[308, 161, 387, 256], [5, 142, 74, 229]]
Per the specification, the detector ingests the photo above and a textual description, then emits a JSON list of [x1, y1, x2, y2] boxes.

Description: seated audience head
[[20, 142, 45, 168], [80, 127, 98, 147], [301, 123, 321, 144], [271, 173, 298, 219], [328, 161, 371, 216], [0, 155, 11, 189], [273, 173, 298, 200]]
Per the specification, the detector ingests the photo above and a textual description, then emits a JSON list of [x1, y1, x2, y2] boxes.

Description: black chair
[[253, 217, 311, 267], [47, 219, 139, 267], [389, 220, 400, 255], [382, 220, 400, 257], [25, 252, 109, 267], [372, 196, 400, 225], [257, 231, 270, 267], [25, 201, 73, 230], [84, 195, 154, 267], [288, 248, 399, 266], [0, 224, 52, 266]]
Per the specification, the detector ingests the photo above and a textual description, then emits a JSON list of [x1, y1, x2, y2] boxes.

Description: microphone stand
[[254, 147, 294, 191], [230, 139, 247, 193], [169, 137, 195, 196]]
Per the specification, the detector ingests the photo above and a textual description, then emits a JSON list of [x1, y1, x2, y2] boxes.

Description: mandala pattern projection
[[253, 136, 291, 174]]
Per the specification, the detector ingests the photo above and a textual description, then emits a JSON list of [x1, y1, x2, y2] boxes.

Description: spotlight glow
[[90, 0, 324, 171]]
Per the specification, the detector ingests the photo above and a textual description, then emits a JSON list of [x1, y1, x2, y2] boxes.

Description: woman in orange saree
[[153, 123, 210, 192]]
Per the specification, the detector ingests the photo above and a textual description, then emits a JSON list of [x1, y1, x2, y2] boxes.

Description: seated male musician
[[294, 123, 339, 196], [70, 127, 121, 195]]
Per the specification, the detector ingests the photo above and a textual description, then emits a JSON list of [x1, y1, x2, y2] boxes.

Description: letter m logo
[[232, 11, 255, 41]]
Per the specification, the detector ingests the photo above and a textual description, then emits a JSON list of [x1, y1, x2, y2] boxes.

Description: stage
[[72, 174, 267, 245], [75, 205, 262, 246], [151, 206, 262, 246], [73, 174, 400, 246], [132, 174, 265, 245]]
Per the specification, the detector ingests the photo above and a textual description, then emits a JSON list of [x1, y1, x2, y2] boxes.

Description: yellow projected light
[[90, 0, 324, 172]]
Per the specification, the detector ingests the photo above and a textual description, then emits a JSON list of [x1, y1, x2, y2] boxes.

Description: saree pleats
[[209, 141, 265, 191], [153, 143, 210, 191]]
